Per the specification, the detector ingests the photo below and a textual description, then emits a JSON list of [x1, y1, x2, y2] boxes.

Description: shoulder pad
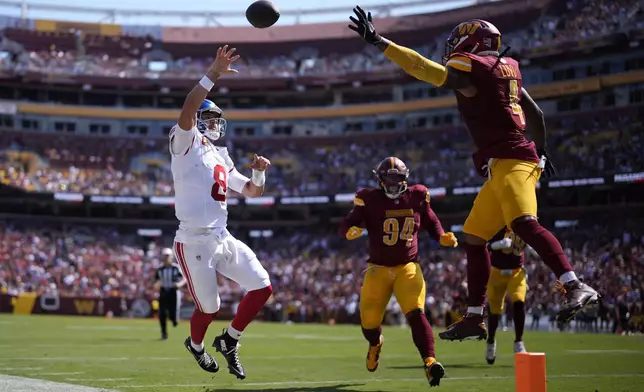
[[354, 188, 374, 207], [409, 184, 430, 204], [446, 53, 474, 73]]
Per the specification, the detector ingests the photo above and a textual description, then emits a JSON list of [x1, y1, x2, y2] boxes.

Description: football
[[246, 0, 280, 29]]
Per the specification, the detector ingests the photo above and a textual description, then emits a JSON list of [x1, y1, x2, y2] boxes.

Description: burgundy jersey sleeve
[[338, 189, 369, 237], [414, 185, 445, 242], [448, 52, 538, 167]]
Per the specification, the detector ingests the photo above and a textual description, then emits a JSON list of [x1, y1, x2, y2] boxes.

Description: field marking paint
[[65, 326, 153, 331], [567, 349, 643, 354], [117, 373, 644, 389], [59, 328, 362, 341], [33, 372, 85, 376], [0, 367, 43, 371], [66, 378, 132, 382], [1, 353, 473, 362], [0, 344, 132, 349], [0, 375, 117, 392]]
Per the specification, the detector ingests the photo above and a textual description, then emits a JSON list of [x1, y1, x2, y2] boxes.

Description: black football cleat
[[556, 281, 599, 324], [161, 332, 168, 340], [184, 337, 219, 373], [425, 358, 445, 387], [213, 329, 246, 380], [438, 314, 488, 341]]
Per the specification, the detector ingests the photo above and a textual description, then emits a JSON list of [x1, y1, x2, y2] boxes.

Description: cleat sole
[[427, 362, 445, 387]]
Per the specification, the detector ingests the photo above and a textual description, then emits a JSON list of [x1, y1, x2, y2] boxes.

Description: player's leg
[[214, 237, 272, 380], [393, 262, 444, 387], [439, 181, 504, 341], [173, 241, 220, 373], [158, 292, 168, 340], [173, 290, 182, 327], [485, 268, 508, 364], [360, 264, 394, 372], [508, 267, 527, 353], [168, 289, 178, 328], [496, 159, 599, 323]]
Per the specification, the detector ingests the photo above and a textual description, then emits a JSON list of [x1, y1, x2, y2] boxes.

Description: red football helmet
[[442, 19, 502, 64], [373, 157, 409, 199]]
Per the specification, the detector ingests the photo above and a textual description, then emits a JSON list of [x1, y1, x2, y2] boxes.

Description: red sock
[[464, 243, 491, 308], [406, 309, 435, 359], [190, 310, 217, 345], [231, 285, 273, 332], [512, 219, 572, 278], [361, 326, 382, 346]]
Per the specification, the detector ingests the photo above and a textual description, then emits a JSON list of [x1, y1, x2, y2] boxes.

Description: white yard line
[[66, 378, 132, 382], [566, 349, 643, 354], [0, 375, 117, 392], [0, 353, 473, 362], [117, 373, 644, 389]]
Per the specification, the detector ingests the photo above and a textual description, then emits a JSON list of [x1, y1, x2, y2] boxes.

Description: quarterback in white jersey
[[170, 46, 273, 380]]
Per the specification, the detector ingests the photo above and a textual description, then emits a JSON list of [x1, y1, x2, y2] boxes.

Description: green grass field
[[1, 315, 643, 392]]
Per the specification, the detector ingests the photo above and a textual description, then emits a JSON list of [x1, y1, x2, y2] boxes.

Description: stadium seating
[[1, 217, 642, 332], [1, 110, 642, 196]]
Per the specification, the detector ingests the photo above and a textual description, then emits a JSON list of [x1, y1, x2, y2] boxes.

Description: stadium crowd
[[0, 0, 641, 80], [1, 217, 643, 334], [1, 110, 642, 196]]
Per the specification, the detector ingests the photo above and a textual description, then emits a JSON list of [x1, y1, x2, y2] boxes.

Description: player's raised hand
[[250, 154, 271, 172], [348, 6, 382, 45], [207, 45, 240, 79]]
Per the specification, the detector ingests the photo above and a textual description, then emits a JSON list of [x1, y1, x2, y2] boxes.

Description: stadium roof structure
[[0, 0, 497, 27]]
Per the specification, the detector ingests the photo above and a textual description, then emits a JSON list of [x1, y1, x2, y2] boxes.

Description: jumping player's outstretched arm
[[520, 87, 546, 150], [171, 46, 239, 155], [348, 6, 473, 93], [520, 87, 556, 176]]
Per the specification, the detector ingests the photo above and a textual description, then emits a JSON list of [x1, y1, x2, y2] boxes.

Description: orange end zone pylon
[[515, 352, 547, 392]]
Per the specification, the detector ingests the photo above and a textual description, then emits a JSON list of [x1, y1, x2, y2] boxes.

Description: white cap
[[161, 248, 173, 256]]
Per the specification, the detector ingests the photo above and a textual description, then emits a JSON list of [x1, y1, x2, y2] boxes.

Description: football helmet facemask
[[197, 99, 227, 141], [374, 157, 409, 199]]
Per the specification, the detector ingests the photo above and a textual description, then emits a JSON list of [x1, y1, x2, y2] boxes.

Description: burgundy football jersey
[[340, 184, 444, 267], [449, 52, 539, 171]]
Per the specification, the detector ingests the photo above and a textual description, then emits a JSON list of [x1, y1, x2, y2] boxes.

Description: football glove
[[345, 226, 365, 240], [536, 148, 556, 178], [348, 6, 382, 45], [439, 232, 458, 248]]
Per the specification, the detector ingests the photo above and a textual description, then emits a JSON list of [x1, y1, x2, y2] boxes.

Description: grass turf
[[1, 314, 643, 391]]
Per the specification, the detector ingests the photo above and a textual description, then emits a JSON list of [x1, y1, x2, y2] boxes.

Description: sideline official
[[155, 248, 186, 340]]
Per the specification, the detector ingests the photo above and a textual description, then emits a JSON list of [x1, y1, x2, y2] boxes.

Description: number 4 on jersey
[[211, 165, 227, 202]]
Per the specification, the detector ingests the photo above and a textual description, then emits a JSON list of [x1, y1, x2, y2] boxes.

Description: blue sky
[[0, 0, 479, 26]]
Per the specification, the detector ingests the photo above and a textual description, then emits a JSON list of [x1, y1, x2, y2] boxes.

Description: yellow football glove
[[345, 226, 364, 240], [439, 232, 458, 247]]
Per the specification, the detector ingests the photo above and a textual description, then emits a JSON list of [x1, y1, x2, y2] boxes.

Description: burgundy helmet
[[373, 157, 409, 199], [443, 19, 502, 64]]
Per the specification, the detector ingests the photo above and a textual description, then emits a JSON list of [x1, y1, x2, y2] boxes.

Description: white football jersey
[[169, 125, 247, 230]]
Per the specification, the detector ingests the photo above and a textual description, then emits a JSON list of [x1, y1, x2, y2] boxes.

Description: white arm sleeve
[[169, 125, 196, 156], [228, 167, 250, 194]]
